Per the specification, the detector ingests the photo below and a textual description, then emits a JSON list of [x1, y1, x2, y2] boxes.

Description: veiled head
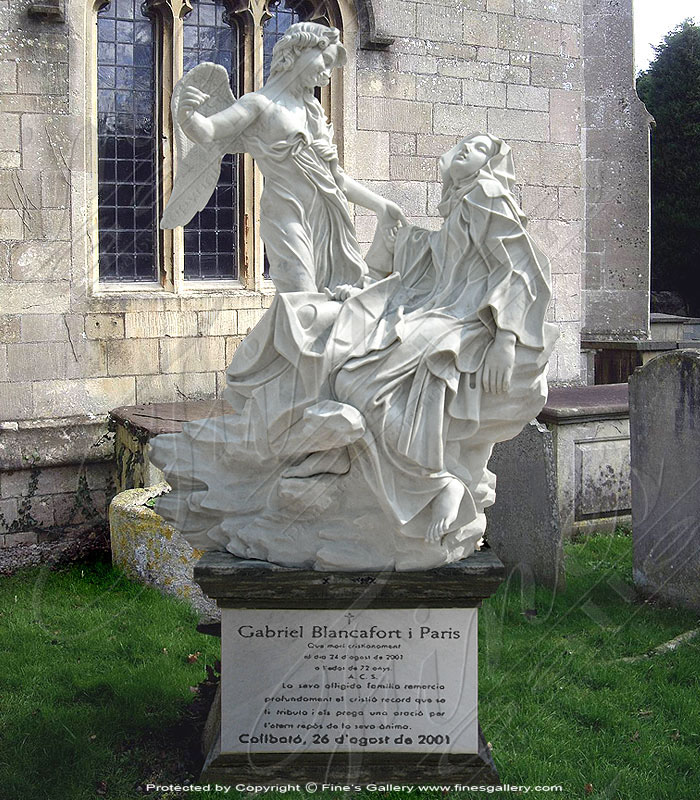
[[439, 133, 516, 193], [269, 22, 347, 83]]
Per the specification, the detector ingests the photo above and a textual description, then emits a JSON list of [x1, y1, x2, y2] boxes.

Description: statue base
[[194, 550, 505, 787]]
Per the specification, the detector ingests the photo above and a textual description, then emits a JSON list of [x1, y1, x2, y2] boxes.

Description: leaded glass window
[[97, 0, 158, 282], [183, 0, 241, 280]]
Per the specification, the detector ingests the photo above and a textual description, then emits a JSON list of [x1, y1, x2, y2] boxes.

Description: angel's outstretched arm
[[179, 89, 266, 146]]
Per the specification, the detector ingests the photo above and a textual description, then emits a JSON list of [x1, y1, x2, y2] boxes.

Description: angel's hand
[[377, 200, 407, 254], [178, 86, 209, 122], [482, 330, 516, 394]]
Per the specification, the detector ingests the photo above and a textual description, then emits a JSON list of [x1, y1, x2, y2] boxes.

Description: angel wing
[[161, 62, 240, 229]]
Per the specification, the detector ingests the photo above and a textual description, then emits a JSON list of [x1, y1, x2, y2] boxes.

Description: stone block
[[0, 60, 18, 93], [417, 133, 459, 157], [357, 70, 416, 101], [498, 16, 563, 55], [376, 0, 417, 37], [197, 309, 238, 337], [389, 133, 416, 156], [417, 3, 463, 42], [10, 240, 70, 281], [357, 97, 432, 133], [225, 335, 245, 363], [0, 209, 23, 240], [438, 59, 490, 81], [159, 337, 226, 375], [476, 47, 509, 64], [510, 51, 531, 66], [358, 180, 427, 217], [123, 310, 197, 339], [41, 170, 70, 208], [560, 24, 580, 58], [110, 485, 218, 617], [0, 94, 68, 115], [552, 272, 581, 321], [463, 10, 498, 47], [236, 308, 265, 335], [506, 84, 549, 111], [515, 0, 581, 24], [396, 54, 437, 75], [353, 214, 377, 244], [21, 314, 69, 342], [582, 290, 649, 341], [390, 156, 438, 182], [416, 74, 461, 104], [0, 168, 41, 210], [530, 54, 583, 89], [487, 0, 513, 12], [0, 381, 32, 421], [20, 115, 83, 172], [434, 103, 487, 136], [513, 142, 581, 186], [631, 351, 700, 612], [462, 79, 506, 108], [0, 316, 20, 344], [488, 108, 549, 141], [485, 421, 564, 591], [85, 313, 125, 340], [0, 344, 6, 381], [135, 372, 218, 405], [0, 152, 20, 169], [550, 89, 581, 144], [558, 186, 583, 220], [17, 61, 68, 95], [107, 339, 159, 377], [3, 531, 38, 547], [35, 208, 70, 241], [2, 282, 70, 315], [522, 185, 558, 219], [352, 130, 390, 179], [488, 64, 530, 85], [7, 340, 106, 382], [529, 219, 583, 278], [32, 376, 136, 418], [0, 113, 20, 151]]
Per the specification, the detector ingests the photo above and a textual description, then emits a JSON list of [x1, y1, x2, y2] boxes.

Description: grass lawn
[[0, 531, 698, 799]]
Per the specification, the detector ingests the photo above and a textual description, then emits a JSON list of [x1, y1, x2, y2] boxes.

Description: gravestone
[[485, 421, 564, 592], [630, 350, 700, 612]]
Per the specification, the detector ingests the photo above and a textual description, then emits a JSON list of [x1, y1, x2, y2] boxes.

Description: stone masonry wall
[[0, 0, 599, 544]]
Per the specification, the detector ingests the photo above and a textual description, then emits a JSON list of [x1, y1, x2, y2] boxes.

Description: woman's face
[[296, 44, 339, 88], [448, 135, 494, 182]]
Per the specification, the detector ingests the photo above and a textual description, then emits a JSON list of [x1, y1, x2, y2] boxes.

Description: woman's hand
[[377, 200, 407, 253], [325, 284, 363, 302], [482, 329, 516, 394]]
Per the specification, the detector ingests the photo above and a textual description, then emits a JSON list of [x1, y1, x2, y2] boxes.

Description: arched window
[[94, 0, 341, 289]]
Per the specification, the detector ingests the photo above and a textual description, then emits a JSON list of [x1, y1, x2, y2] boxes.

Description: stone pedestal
[[194, 550, 504, 786]]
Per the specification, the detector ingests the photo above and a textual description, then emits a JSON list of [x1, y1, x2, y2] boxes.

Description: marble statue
[[151, 22, 558, 571]]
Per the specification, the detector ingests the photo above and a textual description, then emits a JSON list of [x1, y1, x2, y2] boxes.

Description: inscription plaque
[[221, 608, 478, 756]]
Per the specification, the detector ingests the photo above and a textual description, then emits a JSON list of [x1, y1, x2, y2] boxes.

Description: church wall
[[1, 0, 645, 544]]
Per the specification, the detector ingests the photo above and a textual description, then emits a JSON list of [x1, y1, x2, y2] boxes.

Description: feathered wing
[[161, 62, 241, 229]]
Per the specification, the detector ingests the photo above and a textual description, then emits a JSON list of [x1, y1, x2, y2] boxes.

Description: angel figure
[[161, 21, 405, 293]]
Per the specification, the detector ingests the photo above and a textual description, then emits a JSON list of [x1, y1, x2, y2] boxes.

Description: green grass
[[1, 532, 698, 799]]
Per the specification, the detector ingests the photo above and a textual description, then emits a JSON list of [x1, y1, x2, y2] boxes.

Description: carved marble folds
[[150, 22, 558, 570]]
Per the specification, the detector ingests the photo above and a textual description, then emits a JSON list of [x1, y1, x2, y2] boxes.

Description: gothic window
[[94, 0, 341, 289]]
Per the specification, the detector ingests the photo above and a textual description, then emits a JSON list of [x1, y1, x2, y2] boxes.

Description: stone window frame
[[87, 0, 346, 297]]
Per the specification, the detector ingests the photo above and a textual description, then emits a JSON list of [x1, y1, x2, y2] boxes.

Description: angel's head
[[269, 22, 347, 88]]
